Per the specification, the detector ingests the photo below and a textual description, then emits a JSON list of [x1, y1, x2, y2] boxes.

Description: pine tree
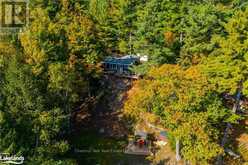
[[201, 6, 248, 95]]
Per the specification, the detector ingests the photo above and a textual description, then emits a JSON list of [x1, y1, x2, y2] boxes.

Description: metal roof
[[103, 55, 139, 65]]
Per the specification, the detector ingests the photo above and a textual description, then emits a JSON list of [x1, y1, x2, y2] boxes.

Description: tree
[[132, 0, 231, 74], [134, 0, 179, 65], [20, 1, 104, 126], [200, 6, 248, 95], [124, 65, 239, 164], [0, 54, 75, 164], [178, 2, 227, 66]]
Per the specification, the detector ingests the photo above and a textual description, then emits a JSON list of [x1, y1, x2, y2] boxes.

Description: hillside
[[1, 0, 248, 165]]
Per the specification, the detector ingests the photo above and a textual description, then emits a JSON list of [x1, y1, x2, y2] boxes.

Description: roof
[[160, 131, 168, 137], [135, 130, 147, 139], [158, 131, 168, 141], [103, 55, 139, 65]]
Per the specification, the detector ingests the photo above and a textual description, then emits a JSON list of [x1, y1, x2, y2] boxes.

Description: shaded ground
[[72, 75, 132, 137], [69, 130, 150, 165], [232, 115, 248, 163], [69, 75, 151, 164], [224, 114, 248, 164]]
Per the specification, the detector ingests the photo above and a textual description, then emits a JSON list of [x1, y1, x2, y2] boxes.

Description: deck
[[124, 141, 152, 156], [103, 71, 140, 80]]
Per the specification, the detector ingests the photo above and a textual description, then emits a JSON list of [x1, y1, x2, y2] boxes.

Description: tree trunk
[[180, 32, 183, 44], [129, 32, 132, 55], [176, 139, 181, 161], [216, 82, 243, 165]]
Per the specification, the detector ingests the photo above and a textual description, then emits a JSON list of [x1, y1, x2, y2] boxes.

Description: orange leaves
[[185, 66, 201, 80], [164, 31, 175, 46], [68, 15, 94, 41], [148, 64, 182, 80], [124, 58, 229, 163], [124, 64, 210, 121], [124, 81, 150, 117], [68, 54, 77, 69]]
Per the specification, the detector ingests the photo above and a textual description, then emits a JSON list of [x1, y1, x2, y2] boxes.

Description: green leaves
[[2, 0, 248, 164], [201, 7, 248, 95], [134, 0, 179, 65], [124, 65, 237, 163], [89, 0, 109, 24], [48, 63, 71, 91], [178, 3, 225, 66], [0, 52, 71, 163]]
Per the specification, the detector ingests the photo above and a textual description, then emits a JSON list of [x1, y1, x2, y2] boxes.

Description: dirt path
[[72, 75, 133, 138], [92, 75, 133, 138], [69, 75, 150, 164]]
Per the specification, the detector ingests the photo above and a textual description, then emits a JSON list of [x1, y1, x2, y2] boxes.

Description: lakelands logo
[[0, 153, 24, 164], [0, 0, 29, 34]]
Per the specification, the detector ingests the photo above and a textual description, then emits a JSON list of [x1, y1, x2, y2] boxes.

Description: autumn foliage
[[124, 65, 239, 164]]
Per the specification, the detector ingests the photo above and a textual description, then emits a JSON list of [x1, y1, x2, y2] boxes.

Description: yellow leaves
[[68, 15, 93, 39], [202, 7, 248, 95], [0, 43, 16, 56], [148, 64, 182, 78], [40, 129, 50, 142], [185, 66, 201, 79], [244, 81, 248, 96], [174, 112, 223, 164], [123, 64, 227, 163], [125, 79, 158, 114], [186, 66, 212, 94], [48, 63, 69, 91], [124, 82, 147, 117], [155, 65, 209, 106], [39, 112, 51, 125], [67, 14, 95, 56], [124, 64, 210, 122], [171, 111, 183, 124], [144, 112, 161, 124], [0, 43, 16, 68], [164, 31, 175, 46], [60, 0, 70, 10], [30, 7, 49, 22], [19, 8, 50, 75], [20, 33, 47, 74], [32, 65, 45, 76], [68, 54, 77, 69]]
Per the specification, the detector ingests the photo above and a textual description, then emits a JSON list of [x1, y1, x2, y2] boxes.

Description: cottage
[[102, 55, 140, 74], [125, 130, 152, 155]]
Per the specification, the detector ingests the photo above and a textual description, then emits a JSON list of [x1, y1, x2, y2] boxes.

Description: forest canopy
[[1, 0, 248, 165]]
